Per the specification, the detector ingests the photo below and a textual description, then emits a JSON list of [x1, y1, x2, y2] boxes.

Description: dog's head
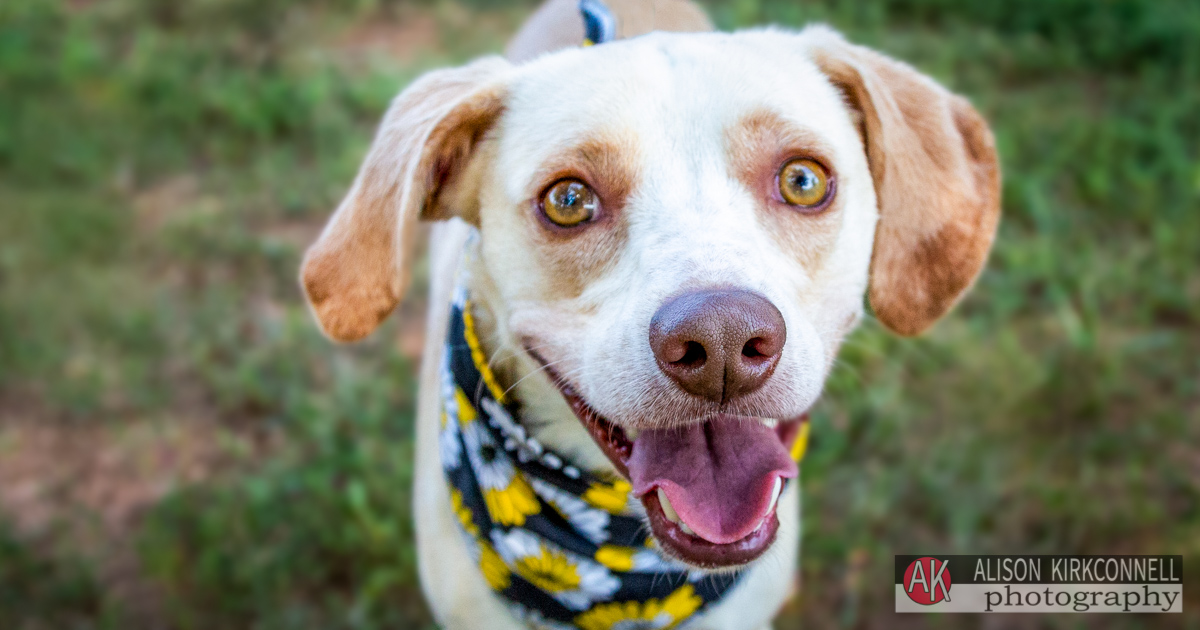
[[301, 27, 1000, 569]]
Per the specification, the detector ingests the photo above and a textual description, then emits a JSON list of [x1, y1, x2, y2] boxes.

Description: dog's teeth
[[658, 489, 699, 536], [768, 477, 782, 512], [658, 489, 680, 524]]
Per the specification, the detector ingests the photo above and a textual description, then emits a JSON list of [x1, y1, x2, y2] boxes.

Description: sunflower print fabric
[[439, 284, 751, 630]]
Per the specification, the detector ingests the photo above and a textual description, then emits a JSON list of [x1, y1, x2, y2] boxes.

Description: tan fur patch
[[724, 108, 844, 272], [520, 130, 642, 301]]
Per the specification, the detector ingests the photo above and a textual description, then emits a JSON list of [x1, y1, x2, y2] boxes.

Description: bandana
[[438, 262, 810, 630]]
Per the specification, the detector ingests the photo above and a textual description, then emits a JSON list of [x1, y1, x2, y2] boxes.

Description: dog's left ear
[[301, 57, 511, 342], [806, 27, 1001, 336]]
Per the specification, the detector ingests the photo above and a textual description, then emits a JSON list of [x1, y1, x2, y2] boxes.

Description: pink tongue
[[629, 418, 798, 544]]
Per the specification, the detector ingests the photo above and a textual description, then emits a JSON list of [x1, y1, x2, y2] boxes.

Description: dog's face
[[486, 31, 872, 424], [302, 28, 999, 569]]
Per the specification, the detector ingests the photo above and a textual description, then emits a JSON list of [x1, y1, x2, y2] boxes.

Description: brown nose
[[648, 289, 786, 404]]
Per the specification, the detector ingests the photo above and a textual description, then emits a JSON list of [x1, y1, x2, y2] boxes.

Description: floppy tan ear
[[300, 57, 510, 342], [805, 27, 1001, 336]]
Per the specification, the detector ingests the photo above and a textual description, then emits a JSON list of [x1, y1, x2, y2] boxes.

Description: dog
[[300, 0, 1000, 627]]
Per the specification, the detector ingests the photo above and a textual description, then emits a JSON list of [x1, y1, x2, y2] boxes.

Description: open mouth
[[531, 353, 804, 569]]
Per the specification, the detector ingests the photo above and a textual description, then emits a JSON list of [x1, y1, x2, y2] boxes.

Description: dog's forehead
[[497, 31, 849, 193]]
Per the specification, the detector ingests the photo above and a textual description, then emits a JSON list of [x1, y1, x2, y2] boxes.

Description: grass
[[0, 0, 1197, 628], [0, 521, 109, 630]]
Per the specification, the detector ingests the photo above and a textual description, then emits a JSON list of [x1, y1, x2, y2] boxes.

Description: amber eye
[[778, 158, 831, 208], [540, 179, 598, 227]]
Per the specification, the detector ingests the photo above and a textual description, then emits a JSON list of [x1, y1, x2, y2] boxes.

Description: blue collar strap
[[580, 0, 616, 46]]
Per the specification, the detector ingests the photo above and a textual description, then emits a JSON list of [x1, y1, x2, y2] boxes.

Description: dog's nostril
[[742, 338, 767, 359], [675, 341, 707, 366]]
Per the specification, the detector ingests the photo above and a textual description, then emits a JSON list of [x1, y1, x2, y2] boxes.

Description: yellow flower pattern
[[593, 545, 635, 572], [455, 387, 477, 425], [479, 541, 512, 591], [790, 420, 810, 463], [491, 529, 621, 611], [574, 584, 703, 630], [483, 476, 541, 526], [462, 300, 508, 403], [450, 488, 478, 536], [582, 478, 632, 513], [514, 547, 582, 594]]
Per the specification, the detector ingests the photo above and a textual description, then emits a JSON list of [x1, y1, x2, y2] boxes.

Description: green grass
[[0, 521, 110, 630], [0, 0, 1197, 628]]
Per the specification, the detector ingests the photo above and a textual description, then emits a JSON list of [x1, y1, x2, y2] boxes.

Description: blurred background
[[1, 0, 1197, 628]]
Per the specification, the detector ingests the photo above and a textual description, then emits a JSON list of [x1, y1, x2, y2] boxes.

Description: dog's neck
[[458, 239, 618, 475]]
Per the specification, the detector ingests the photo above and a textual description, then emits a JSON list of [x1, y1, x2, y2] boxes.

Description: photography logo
[[895, 555, 1182, 613], [902, 557, 953, 605]]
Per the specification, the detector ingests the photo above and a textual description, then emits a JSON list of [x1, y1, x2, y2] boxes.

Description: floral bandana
[[438, 264, 811, 630]]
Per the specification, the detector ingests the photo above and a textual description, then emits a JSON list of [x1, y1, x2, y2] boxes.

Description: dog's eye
[[778, 158, 831, 208], [541, 179, 598, 227]]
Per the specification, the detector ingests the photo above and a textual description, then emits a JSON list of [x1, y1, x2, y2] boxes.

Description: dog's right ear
[[301, 57, 510, 342]]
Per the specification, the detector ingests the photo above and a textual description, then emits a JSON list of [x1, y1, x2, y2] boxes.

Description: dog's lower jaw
[[644, 490, 782, 570]]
